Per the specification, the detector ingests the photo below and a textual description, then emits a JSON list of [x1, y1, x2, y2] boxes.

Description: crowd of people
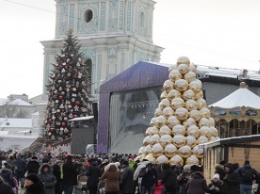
[[0, 151, 260, 194]]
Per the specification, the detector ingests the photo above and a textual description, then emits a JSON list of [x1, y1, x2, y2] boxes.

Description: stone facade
[[41, 0, 163, 96]]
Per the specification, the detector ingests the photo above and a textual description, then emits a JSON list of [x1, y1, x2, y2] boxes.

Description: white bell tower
[[41, 0, 163, 95]]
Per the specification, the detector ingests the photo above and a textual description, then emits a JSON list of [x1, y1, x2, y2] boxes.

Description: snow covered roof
[[0, 134, 37, 152], [0, 98, 8, 106], [198, 134, 260, 150], [209, 82, 260, 109], [69, 116, 94, 122], [0, 118, 32, 128], [196, 65, 260, 81], [31, 112, 39, 116], [9, 99, 32, 106]]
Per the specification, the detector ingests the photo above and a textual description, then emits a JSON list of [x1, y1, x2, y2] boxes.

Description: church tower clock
[[41, 0, 163, 96]]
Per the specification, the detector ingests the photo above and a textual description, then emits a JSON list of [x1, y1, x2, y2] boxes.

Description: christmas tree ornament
[[172, 124, 186, 136], [163, 80, 174, 92], [143, 136, 151, 146], [173, 135, 186, 148], [152, 143, 164, 157], [163, 107, 174, 117], [145, 145, 152, 154], [168, 89, 181, 99], [178, 64, 189, 75], [150, 134, 160, 145], [156, 155, 169, 164], [154, 108, 163, 117], [184, 71, 196, 83], [171, 97, 185, 110], [167, 116, 181, 128], [176, 56, 190, 66], [165, 144, 177, 158], [169, 70, 182, 82], [185, 100, 198, 111], [183, 89, 195, 100], [178, 145, 192, 158], [159, 126, 172, 136], [160, 135, 173, 147]]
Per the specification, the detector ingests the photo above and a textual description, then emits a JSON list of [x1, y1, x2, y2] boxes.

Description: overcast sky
[[1, 0, 260, 99]]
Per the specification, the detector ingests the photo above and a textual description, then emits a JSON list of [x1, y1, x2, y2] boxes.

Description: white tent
[[209, 82, 260, 109]]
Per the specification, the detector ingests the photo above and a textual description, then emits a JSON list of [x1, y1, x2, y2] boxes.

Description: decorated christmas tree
[[44, 30, 91, 141], [137, 56, 219, 166]]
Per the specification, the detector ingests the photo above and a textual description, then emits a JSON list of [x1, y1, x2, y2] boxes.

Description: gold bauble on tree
[[165, 144, 178, 158], [169, 70, 182, 82], [176, 56, 190, 66]]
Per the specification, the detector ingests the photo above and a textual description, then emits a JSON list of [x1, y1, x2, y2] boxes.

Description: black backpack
[[241, 168, 255, 182]]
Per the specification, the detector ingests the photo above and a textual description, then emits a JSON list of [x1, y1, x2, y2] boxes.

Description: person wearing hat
[[208, 173, 223, 194], [186, 166, 210, 194], [178, 165, 191, 194], [24, 173, 46, 194], [222, 163, 240, 194], [120, 160, 135, 194], [236, 160, 258, 194], [38, 163, 57, 194], [26, 156, 40, 175], [139, 163, 158, 194], [52, 160, 64, 194]]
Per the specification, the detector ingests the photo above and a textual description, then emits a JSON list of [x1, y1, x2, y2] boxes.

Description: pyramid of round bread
[[137, 56, 219, 165]]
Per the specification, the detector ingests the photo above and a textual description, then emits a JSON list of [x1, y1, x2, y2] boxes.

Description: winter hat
[[26, 173, 40, 184], [115, 162, 121, 167], [32, 156, 38, 160], [183, 165, 191, 171], [1, 160, 7, 166], [213, 173, 220, 180]]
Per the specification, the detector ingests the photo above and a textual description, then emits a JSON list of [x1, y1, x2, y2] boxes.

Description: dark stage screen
[[108, 86, 162, 154]]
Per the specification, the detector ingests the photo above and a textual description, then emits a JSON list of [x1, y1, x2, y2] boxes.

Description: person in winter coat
[[38, 163, 57, 194], [162, 163, 177, 194], [222, 163, 240, 194], [177, 165, 191, 194], [236, 160, 258, 194], [186, 171, 210, 194], [133, 159, 150, 194], [208, 174, 224, 194], [86, 160, 102, 194], [14, 155, 27, 188], [0, 162, 15, 188], [24, 173, 46, 194], [52, 160, 63, 194], [101, 163, 121, 194], [120, 160, 135, 194], [139, 163, 158, 194], [62, 155, 79, 194], [215, 164, 226, 181], [26, 156, 40, 175], [0, 175, 14, 194], [173, 162, 183, 194]]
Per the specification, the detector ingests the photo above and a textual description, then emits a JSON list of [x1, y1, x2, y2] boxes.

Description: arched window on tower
[[140, 12, 145, 28]]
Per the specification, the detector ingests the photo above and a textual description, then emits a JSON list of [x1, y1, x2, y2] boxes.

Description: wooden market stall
[[200, 82, 260, 181], [199, 134, 260, 181]]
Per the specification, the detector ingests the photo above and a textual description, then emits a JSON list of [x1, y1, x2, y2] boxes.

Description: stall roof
[[198, 134, 260, 150], [209, 82, 260, 109]]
